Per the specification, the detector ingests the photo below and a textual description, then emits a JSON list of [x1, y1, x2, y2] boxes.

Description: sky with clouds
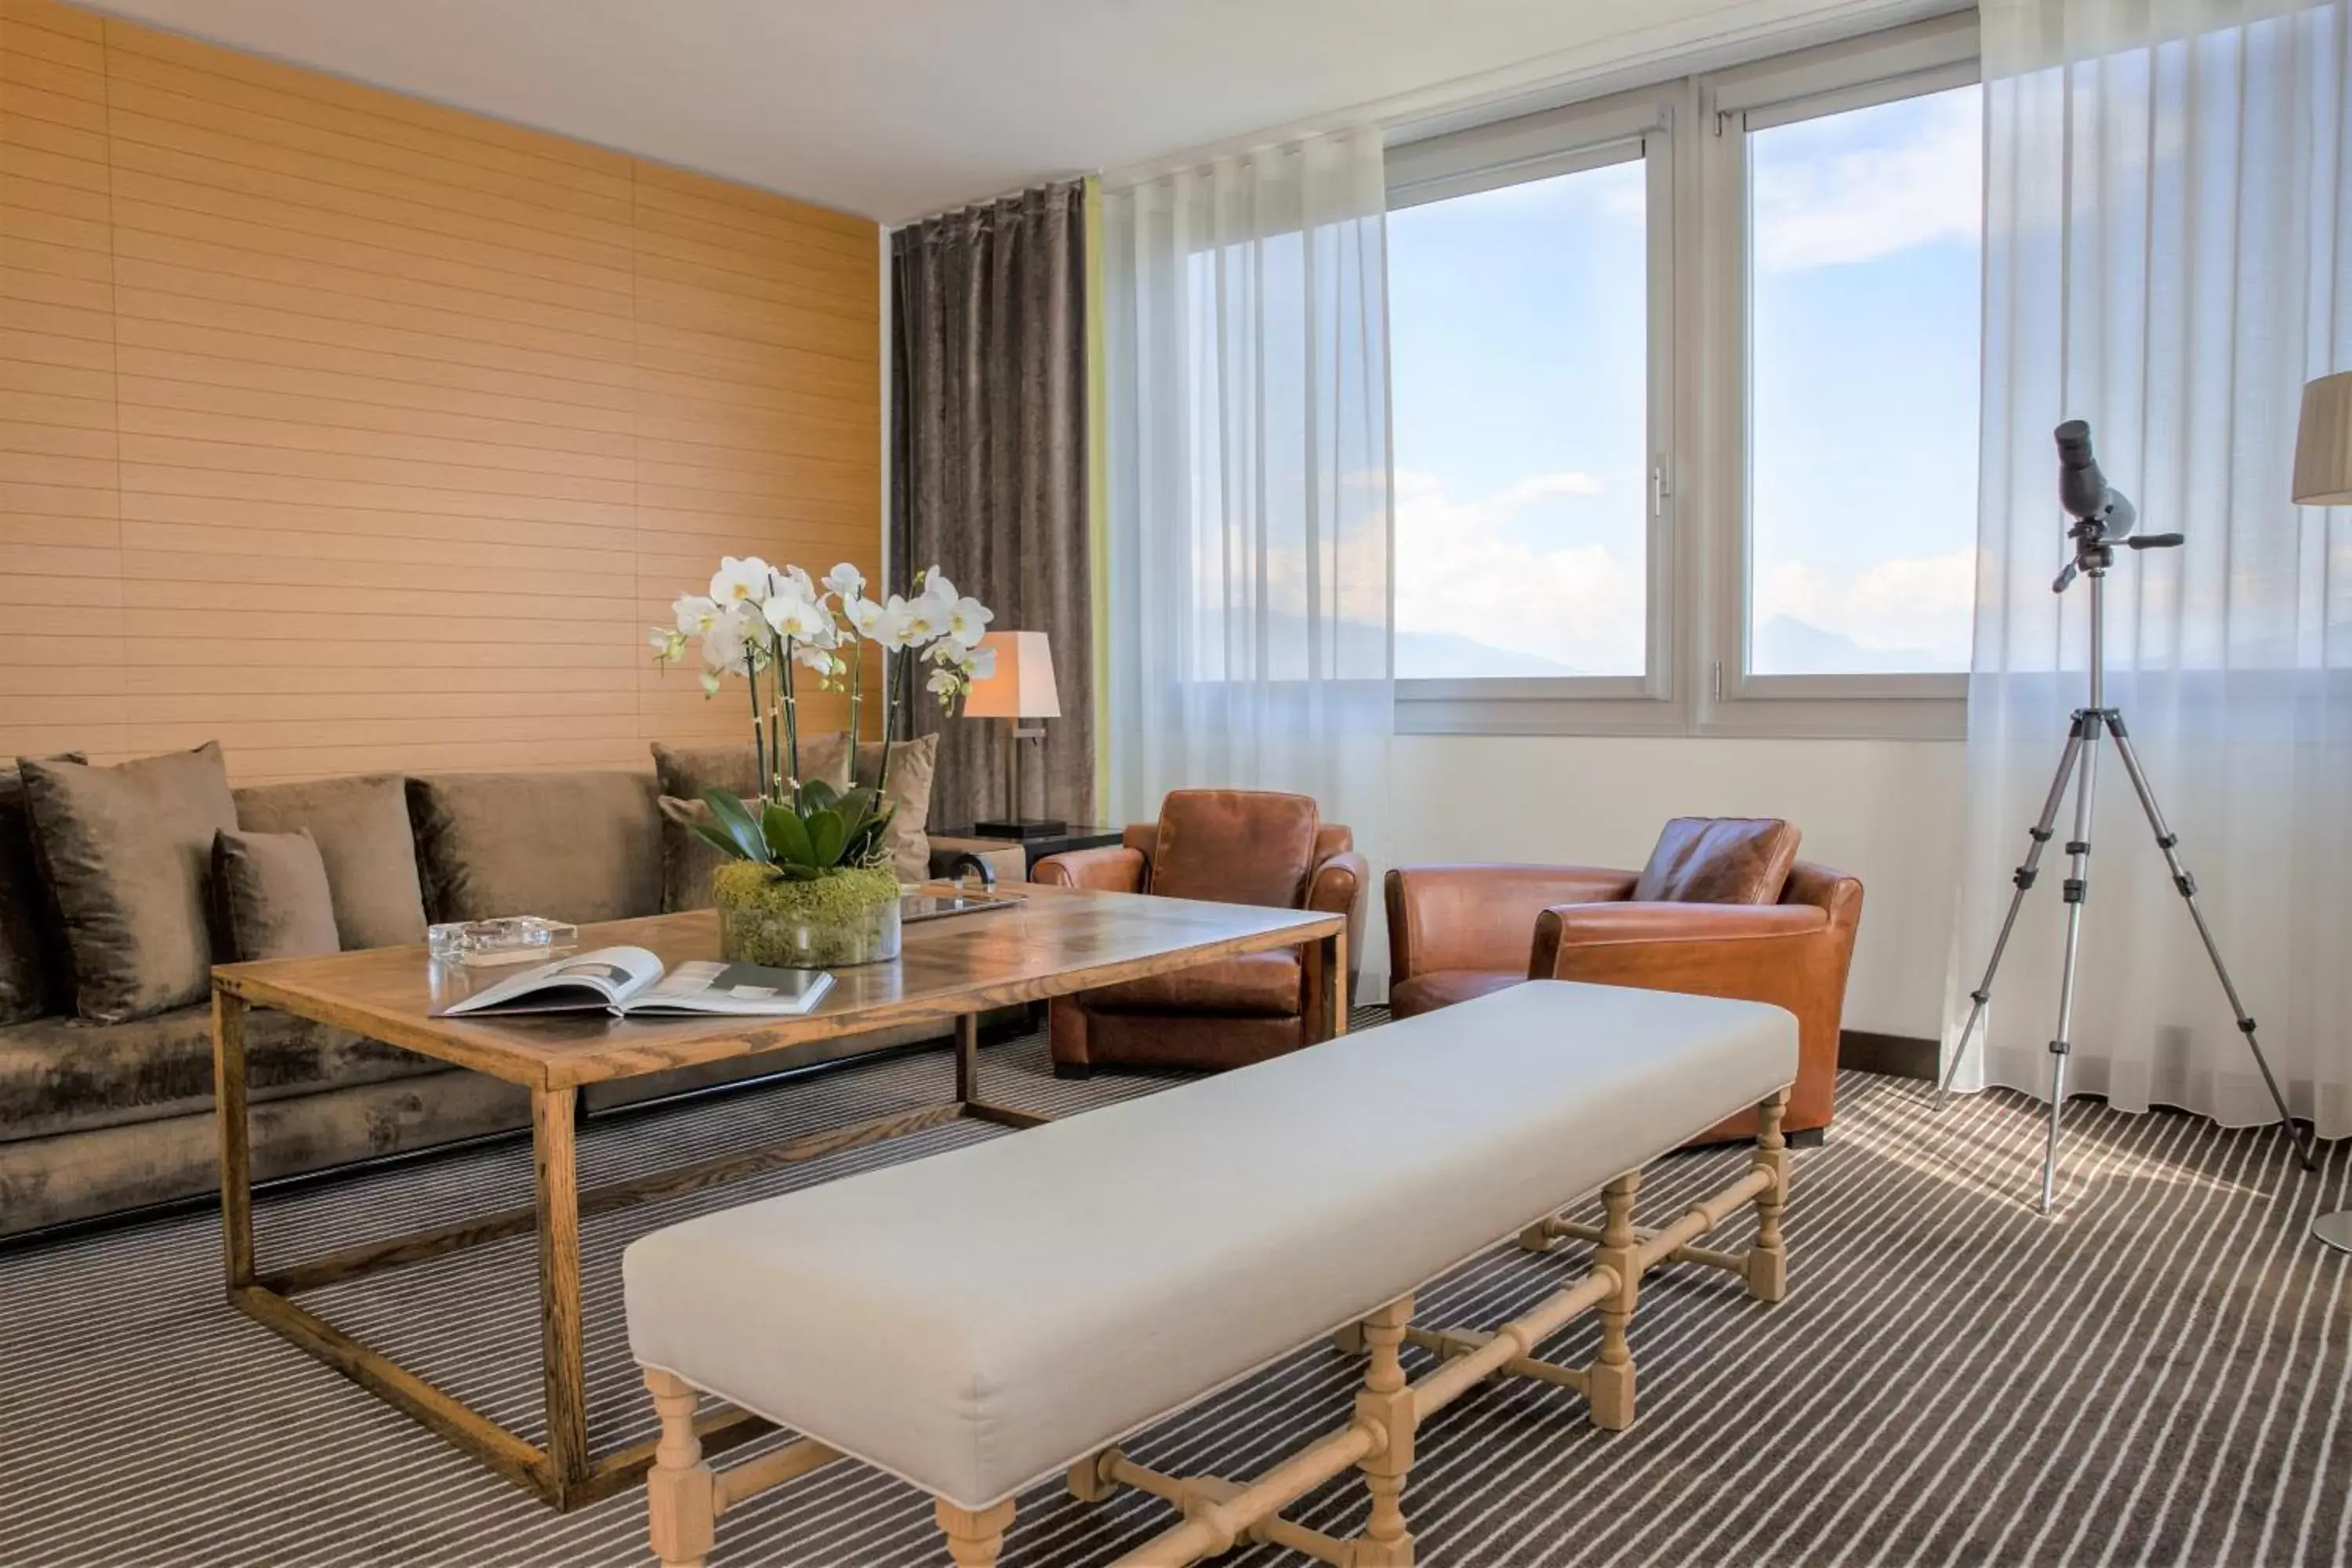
[[1388, 83, 1984, 677]]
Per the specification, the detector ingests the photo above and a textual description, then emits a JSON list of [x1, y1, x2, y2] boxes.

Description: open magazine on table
[[437, 946, 833, 1019]]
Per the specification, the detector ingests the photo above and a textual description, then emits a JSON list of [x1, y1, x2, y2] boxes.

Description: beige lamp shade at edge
[[964, 630, 1062, 720], [2293, 371, 2352, 505]]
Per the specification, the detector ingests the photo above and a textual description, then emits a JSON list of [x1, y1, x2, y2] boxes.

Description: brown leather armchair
[[1033, 789, 1369, 1076], [1386, 820, 1863, 1142]]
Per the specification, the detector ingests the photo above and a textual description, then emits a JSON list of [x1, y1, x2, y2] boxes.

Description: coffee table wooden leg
[[533, 1085, 589, 1501], [955, 1011, 979, 1102], [1315, 931, 1349, 1041], [212, 985, 254, 1290]]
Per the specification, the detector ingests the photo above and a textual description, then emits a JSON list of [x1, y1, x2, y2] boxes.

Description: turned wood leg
[[644, 1369, 717, 1567], [1587, 1171, 1641, 1430], [1354, 1294, 1417, 1566], [935, 1497, 1017, 1567], [955, 1012, 980, 1103], [212, 986, 254, 1290], [1747, 1087, 1791, 1303]]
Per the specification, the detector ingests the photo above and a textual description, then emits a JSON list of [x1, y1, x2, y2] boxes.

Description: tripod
[[1935, 510, 2321, 1215]]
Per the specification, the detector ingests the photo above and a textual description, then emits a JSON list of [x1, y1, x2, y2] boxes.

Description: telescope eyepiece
[[2055, 420, 2111, 522]]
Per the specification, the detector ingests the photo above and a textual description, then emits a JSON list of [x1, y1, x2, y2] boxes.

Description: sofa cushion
[[651, 740, 762, 804], [0, 1004, 443, 1144], [405, 771, 662, 926], [1087, 950, 1301, 1017], [1389, 969, 1524, 1019], [0, 754, 82, 1025], [1152, 789, 1319, 908], [233, 775, 428, 950], [1631, 818, 1800, 906], [20, 743, 238, 1024], [657, 796, 732, 913], [213, 829, 340, 963]]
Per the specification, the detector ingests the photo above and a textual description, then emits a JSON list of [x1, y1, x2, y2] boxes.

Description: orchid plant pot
[[712, 862, 902, 968]]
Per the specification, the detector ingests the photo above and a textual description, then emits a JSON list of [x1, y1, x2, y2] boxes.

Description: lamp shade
[[2293, 370, 2352, 505], [963, 630, 1061, 719]]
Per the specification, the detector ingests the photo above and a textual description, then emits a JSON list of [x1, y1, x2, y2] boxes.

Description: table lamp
[[2292, 369, 2351, 1255], [964, 630, 1067, 840]]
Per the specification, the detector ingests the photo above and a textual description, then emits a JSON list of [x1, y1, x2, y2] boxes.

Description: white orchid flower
[[925, 666, 962, 699], [779, 564, 816, 602], [916, 567, 957, 605], [822, 563, 865, 601], [672, 593, 722, 637], [762, 589, 832, 643], [869, 597, 916, 652], [964, 644, 997, 681], [709, 556, 771, 609], [844, 593, 886, 641], [945, 595, 993, 646], [899, 594, 947, 645], [792, 641, 841, 676], [648, 626, 684, 663]]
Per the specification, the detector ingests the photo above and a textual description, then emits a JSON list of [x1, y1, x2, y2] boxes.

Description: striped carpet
[[2, 1009, 2347, 1567]]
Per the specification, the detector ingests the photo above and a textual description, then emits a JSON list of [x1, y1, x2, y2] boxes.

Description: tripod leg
[[2107, 719, 2321, 1173], [2039, 713, 2105, 1216], [1936, 718, 2089, 1105]]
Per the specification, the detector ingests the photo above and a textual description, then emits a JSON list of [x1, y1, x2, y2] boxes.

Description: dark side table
[[939, 825, 1122, 877]]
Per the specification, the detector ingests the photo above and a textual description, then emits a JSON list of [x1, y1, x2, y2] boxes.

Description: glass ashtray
[[426, 916, 579, 968]]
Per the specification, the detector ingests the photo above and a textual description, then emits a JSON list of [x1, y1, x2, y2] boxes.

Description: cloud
[[1753, 89, 1982, 270], [1392, 467, 1646, 673], [1755, 549, 1975, 666]]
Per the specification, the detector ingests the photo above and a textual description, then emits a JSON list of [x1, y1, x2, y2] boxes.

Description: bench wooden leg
[[936, 1497, 1017, 1567], [1747, 1088, 1791, 1303], [644, 1370, 717, 1567], [1354, 1295, 1417, 1566], [1586, 1171, 1641, 1430]]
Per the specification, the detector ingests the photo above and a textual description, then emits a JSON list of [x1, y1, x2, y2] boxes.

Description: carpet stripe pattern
[[2, 1009, 2347, 1566]]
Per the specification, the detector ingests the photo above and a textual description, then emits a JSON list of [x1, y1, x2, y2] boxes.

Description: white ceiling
[[89, 0, 1916, 224]]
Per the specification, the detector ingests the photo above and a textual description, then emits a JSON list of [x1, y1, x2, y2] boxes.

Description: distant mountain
[[1752, 615, 1959, 676], [1395, 630, 1583, 680]]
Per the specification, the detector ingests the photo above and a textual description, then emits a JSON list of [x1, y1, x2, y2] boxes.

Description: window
[[1744, 83, 1983, 678], [1388, 157, 1651, 681], [1384, 13, 1980, 737]]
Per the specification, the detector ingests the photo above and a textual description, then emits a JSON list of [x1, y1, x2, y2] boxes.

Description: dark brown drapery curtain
[[891, 180, 1092, 833]]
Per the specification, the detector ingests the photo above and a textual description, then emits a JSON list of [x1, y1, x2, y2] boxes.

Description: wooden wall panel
[[0, 0, 879, 781]]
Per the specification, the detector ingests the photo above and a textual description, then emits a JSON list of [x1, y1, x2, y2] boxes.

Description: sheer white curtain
[[1948, 0, 2352, 1138], [1100, 129, 1396, 992]]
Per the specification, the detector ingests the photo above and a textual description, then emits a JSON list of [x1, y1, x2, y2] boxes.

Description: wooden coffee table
[[210, 886, 1346, 1510]]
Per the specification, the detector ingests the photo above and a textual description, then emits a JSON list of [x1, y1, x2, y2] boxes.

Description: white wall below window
[[1388, 735, 1965, 1037]]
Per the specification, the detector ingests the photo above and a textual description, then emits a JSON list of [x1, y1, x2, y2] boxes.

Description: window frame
[[1385, 85, 1686, 738], [1381, 12, 1981, 739], [1696, 13, 1980, 739]]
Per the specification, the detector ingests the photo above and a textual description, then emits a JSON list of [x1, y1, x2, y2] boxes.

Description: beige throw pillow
[[233, 774, 426, 950], [657, 796, 731, 913], [798, 733, 938, 882], [0, 753, 83, 1024], [213, 828, 340, 962], [20, 743, 238, 1023]]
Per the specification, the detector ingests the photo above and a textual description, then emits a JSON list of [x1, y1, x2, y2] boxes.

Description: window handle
[[1652, 462, 1668, 518]]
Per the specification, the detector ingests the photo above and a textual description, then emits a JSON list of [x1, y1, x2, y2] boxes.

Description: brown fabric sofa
[[0, 762, 1027, 1240], [1386, 819, 1863, 1142], [1031, 789, 1369, 1076]]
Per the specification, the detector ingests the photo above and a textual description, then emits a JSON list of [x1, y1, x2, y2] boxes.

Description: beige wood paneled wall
[[0, 0, 879, 782]]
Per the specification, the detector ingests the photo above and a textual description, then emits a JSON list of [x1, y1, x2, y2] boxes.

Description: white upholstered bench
[[624, 979, 1798, 1567]]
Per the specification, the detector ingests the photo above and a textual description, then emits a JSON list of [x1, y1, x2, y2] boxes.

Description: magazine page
[[619, 960, 834, 1018], [441, 946, 665, 1017]]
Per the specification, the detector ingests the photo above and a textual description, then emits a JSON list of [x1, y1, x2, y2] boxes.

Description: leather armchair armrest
[[1531, 901, 1828, 1001], [1033, 844, 1146, 894], [1306, 848, 1370, 996], [1385, 864, 1640, 983]]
